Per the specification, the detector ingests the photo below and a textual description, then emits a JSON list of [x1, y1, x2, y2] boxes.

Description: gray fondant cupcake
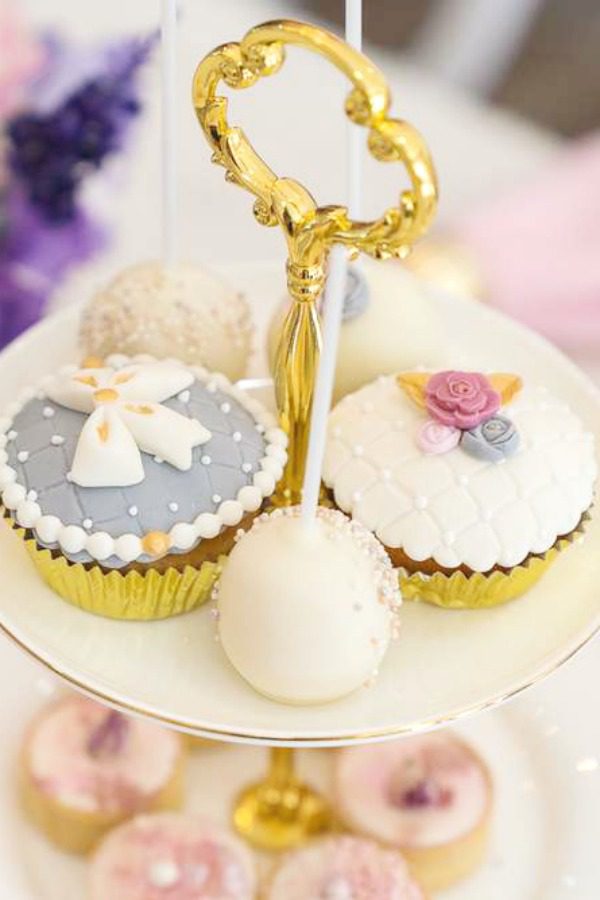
[[0, 354, 287, 619]]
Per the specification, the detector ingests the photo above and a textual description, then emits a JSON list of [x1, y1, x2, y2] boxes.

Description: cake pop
[[268, 257, 447, 402], [80, 261, 253, 382], [215, 506, 400, 705]]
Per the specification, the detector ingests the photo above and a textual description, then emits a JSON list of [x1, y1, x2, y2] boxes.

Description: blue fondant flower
[[460, 414, 520, 462]]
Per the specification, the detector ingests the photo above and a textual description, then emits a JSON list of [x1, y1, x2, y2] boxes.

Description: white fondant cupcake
[[0, 353, 286, 618], [265, 835, 425, 899], [80, 262, 254, 382], [20, 695, 185, 854], [334, 733, 492, 892], [89, 813, 256, 899], [324, 369, 596, 607]]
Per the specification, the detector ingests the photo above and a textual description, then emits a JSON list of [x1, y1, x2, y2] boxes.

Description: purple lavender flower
[[7, 35, 154, 223], [0, 33, 155, 347]]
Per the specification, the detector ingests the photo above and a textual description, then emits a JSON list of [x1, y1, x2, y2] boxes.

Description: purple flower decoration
[[0, 33, 155, 347], [426, 371, 500, 430]]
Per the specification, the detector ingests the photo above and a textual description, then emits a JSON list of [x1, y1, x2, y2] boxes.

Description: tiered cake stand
[[0, 18, 599, 867]]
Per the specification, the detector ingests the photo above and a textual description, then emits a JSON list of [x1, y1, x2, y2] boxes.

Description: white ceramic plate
[[3, 638, 599, 899], [0, 263, 599, 744]]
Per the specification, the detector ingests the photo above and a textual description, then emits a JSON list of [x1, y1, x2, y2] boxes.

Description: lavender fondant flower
[[425, 371, 500, 430], [417, 419, 460, 455], [461, 414, 520, 462]]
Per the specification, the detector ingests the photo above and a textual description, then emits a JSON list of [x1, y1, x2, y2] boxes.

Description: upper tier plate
[[0, 262, 599, 746]]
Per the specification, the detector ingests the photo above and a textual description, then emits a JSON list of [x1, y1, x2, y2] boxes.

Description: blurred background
[[1, 0, 599, 365]]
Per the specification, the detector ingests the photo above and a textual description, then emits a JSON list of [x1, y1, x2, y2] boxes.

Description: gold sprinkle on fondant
[[75, 374, 99, 388], [125, 403, 155, 415], [115, 372, 135, 385], [81, 355, 104, 369], [142, 531, 170, 557], [93, 388, 119, 404], [97, 421, 110, 443]]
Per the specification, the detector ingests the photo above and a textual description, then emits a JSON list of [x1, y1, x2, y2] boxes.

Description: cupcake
[[267, 258, 447, 403], [265, 835, 424, 899], [334, 732, 492, 892], [0, 353, 286, 619], [89, 812, 256, 899], [80, 262, 254, 382], [324, 370, 596, 607], [20, 695, 185, 854]]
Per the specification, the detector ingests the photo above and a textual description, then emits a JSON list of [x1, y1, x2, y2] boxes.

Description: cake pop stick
[[301, 2, 364, 521], [161, 0, 177, 267]]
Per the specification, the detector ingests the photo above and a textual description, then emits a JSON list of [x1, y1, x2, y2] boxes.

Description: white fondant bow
[[46, 363, 211, 487]]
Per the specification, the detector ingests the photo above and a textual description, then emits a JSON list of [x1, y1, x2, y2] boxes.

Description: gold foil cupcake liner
[[17, 527, 221, 620], [399, 523, 585, 610]]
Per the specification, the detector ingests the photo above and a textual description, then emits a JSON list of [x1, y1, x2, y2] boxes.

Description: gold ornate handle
[[192, 19, 438, 501]]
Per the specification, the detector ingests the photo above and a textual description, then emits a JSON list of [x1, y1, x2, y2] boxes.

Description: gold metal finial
[[193, 19, 438, 501]]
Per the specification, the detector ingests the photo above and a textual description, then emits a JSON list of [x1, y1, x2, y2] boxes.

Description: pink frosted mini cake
[[334, 732, 492, 891], [20, 694, 185, 853], [89, 813, 256, 899], [265, 835, 424, 900]]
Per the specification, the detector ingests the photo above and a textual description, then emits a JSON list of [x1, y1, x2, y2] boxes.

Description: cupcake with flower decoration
[[0, 353, 286, 619], [323, 369, 596, 607]]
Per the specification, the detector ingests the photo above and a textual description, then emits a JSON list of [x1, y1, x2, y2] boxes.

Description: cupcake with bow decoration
[[323, 369, 596, 608], [0, 353, 286, 619]]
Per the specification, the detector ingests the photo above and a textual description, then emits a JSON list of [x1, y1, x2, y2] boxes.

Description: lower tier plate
[[0, 263, 599, 744], [2, 638, 598, 899]]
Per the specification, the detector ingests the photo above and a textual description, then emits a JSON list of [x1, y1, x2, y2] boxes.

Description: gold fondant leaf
[[488, 373, 523, 405], [396, 372, 430, 408]]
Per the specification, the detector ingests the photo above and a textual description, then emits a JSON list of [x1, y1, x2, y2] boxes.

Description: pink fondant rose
[[425, 371, 500, 429], [417, 420, 460, 455]]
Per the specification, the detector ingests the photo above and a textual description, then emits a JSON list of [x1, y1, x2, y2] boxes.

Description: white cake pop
[[215, 506, 401, 705], [268, 257, 448, 403], [80, 261, 253, 382]]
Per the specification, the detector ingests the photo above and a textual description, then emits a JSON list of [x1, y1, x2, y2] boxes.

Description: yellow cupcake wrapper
[[11, 522, 222, 620], [399, 520, 586, 610]]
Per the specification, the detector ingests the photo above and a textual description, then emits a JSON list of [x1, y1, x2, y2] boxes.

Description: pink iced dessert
[[89, 813, 256, 900], [334, 732, 490, 848], [265, 835, 424, 900], [334, 732, 492, 891], [25, 695, 182, 816]]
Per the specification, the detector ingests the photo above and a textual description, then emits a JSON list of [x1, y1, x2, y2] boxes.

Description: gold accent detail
[[93, 388, 119, 404], [142, 531, 171, 558], [80, 356, 104, 370], [396, 372, 430, 408], [114, 372, 135, 385], [192, 20, 437, 502], [124, 403, 155, 415], [96, 421, 109, 443], [75, 375, 98, 388], [233, 748, 331, 850], [488, 373, 523, 405]]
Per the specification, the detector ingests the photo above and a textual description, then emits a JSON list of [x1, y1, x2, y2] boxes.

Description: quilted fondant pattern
[[323, 376, 596, 572]]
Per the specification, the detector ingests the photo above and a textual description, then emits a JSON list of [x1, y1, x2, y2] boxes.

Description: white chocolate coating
[[334, 733, 491, 849], [268, 258, 447, 403], [81, 262, 253, 382], [216, 507, 400, 705], [266, 836, 424, 900], [324, 375, 596, 571], [24, 696, 181, 815], [89, 813, 256, 899]]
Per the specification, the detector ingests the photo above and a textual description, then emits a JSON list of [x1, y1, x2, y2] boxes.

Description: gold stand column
[[192, 18, 437, 850], [233, 747, 331, 851]]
